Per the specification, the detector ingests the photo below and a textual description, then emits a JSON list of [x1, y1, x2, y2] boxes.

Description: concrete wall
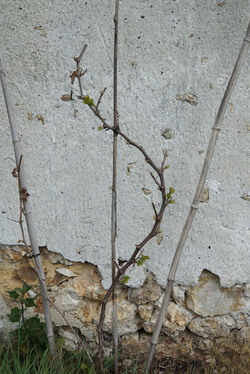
[[1, 0, 249, 291]]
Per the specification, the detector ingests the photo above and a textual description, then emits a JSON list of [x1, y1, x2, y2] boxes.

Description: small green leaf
[[7, 290, 19, 300], [163, 165, 170, 170], [169, 199, 175, 204], [166, 186, 175, 199], [8, 307, 21, 322], [120, 275, 130, 284], [137, 255, 150, 266], [24, 298, 36, 307], [97, 126, 103, 131], [83, 95, 95, 106], [169, 187, 175, 194]]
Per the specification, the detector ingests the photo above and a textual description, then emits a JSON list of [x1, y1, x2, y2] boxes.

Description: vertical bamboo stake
[[145, 21, 250, 371], [0, 56, 56, 356], [111, 1, 120, 373]]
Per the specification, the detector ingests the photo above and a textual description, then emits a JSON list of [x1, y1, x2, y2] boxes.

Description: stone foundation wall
[[1, 244, 250, 359]]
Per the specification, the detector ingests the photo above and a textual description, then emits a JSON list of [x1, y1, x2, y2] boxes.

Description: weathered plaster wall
[[0, 0, 249, 292]]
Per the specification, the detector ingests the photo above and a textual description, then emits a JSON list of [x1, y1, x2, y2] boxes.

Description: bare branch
[[96, 88, 107, 110], [150, 172, 161, 190]]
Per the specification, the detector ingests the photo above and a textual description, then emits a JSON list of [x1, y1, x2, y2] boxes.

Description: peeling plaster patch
[[34, 26, 47, 37], [200, 187, 209, 203], [201, 57, 208, 62], [241, 192, 250, 202], [142, 188, 151, 196], [217, 2, 226, 6], [186, 269, 243, 317], [161, 128, 174, 139], [35, 114, 45, 124], [206, 179, 222, 193], [156, 233, 163, 245], [126, 162, 136, 175], [61, 94, 72, 102], [176, 93, 198, 105], [27, 111, 33, 120]]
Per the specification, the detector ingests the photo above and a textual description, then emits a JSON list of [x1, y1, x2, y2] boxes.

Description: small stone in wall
[[138, 304, 154, 321], [128, 273, 162, 305], [162, 302, 194, 337], [186, 269, 244, 317], [73, 262, 106, 300], [188, 315, 235, 338], [239, 326, 250, 341], [55, 268, 76, 277], [58, 327, 79, 351], [105, 299, 139, 335], [172, 285, 187, 306]]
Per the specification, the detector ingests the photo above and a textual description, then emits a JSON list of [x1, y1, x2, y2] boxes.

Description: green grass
[[0, 339, 93, 374], [1, 336, 250, 373]]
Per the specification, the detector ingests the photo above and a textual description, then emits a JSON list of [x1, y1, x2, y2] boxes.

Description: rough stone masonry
[[0, 0, 249, 356]]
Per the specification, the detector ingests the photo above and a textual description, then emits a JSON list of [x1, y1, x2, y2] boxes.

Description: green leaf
[[97, 126, 103, 131], [166, 186, 175, 199], [169, 199, 175, 204], [7, 290, 19, 300], [24, 298, 36, 307], [169, 187, 175, 194], [8, 307, 21, 322], [137, 255, 150, 266], [120, 276, 130, 284], [83, 95, 95, 106], [163, 165, 170, 171], [15, 283, 32, 296]]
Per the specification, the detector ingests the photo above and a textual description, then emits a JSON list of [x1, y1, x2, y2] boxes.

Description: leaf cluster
[[7, 282, 48, 352]]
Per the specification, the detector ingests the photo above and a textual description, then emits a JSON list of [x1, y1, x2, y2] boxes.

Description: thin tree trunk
[[0, 56, 56, 356], [111, 2, 119, 373], [145, 21, 250, 372]]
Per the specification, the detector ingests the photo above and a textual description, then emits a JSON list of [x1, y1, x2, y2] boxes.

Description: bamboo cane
[[145, 20, 250, 371], [111, 1, 120, 373], [0, 56, 56, 356]]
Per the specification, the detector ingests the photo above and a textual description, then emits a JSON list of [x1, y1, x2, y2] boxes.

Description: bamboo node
[[213, 127, 221, 131], [191, 204, 199, 210], [244, 38, 250, 43]]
